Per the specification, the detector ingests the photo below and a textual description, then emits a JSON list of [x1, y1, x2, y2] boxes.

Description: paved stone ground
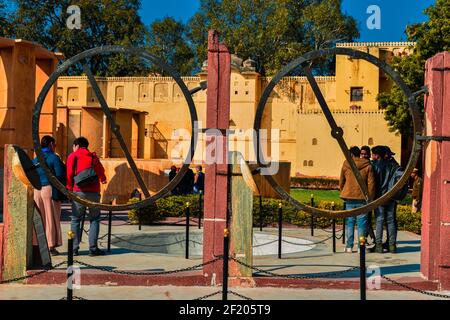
[[1, 284, 449, 300], [1, 205, 443, 300], [51, 208, 422, 279]]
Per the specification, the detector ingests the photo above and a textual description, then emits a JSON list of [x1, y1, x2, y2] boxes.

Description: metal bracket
[[201, 128, 236, 135], [417, 135, 450, 142], [432, 67, 450, 72], [413, 85, 429, 98], [189, 81, 208, 95]]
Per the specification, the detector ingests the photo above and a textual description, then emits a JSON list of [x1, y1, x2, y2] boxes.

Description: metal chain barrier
[[230, 257, 358, 279], [228, 290, 253, 300], [60, 296, 88, 300], [380, 274, 450, 299], [321, 228, 344, 234], [193, 291, 222, 300], [282, 234, 339, 246], [83, 229, 109, 240], [107, 234, 203, 248], [0, 262, 66, 284], [252, 239, 279, 248], [73, 256, 222, 276]]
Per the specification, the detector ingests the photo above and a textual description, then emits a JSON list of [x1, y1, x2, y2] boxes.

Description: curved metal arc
[[33, 45, 198, 211], [301, 65, 370, 202], [253, 47, 423, 218], [82, 63, 150, 198]]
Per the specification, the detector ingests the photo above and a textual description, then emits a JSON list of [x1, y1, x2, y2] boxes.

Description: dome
[[243, 58, 256, 69], [231, 54, 243, 69], [201, 60, 208, 71]]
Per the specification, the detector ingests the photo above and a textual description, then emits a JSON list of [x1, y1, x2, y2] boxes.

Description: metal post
[[310, 195, 314, 236], [332, 202, 336, 253], [185, 202, 190, 259], [198, 191, 203, 229], [107, 210, 112, 253], [79, 213, 86, 242], [360, 236, 367, 301], [222, 228, 229, 301], [259, 195, 263, 231], [67, 231, 75, 301], [342, 202, 346, 245], [138, 211, 142, 231], [278, 203, 283, 259]]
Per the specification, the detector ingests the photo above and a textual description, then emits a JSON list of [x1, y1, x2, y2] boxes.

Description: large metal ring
[[254, 47, 423, 218], [33, 46, 198, 211]]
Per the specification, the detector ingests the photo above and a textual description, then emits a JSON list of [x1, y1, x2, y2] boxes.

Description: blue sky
[[139, 0, 435, 42]]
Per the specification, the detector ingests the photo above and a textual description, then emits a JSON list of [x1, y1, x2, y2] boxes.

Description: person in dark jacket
[[180, 168, 195, 195], [33, 136, 66, 256], [66, 137, 107, 256], [371, 146, 398, 253], [340, 146, 376, 253], [193, 165, 205, 194]]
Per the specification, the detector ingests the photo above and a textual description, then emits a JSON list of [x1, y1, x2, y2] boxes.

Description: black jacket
[[371, 159, 398, 200]]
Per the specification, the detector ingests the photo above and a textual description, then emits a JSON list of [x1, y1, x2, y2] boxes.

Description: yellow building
[[56, 42, 415, 182]]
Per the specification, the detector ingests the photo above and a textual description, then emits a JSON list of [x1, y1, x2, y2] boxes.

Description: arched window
[[312, 138, 318, 146], [368, 138, 374, 145], [308, 160, 314, 167], [303, 160, 308, 167]]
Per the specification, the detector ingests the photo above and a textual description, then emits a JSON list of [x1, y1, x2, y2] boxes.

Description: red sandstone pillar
[[421, 51, 450, 290], [202, 31, 231, 285]]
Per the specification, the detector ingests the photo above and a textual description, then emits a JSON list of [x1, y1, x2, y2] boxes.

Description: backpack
[[73, 154, 98, 188], [388, 166, 409, 201]]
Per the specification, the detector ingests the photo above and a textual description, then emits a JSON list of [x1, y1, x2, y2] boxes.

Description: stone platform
[[9, 204, 434, 293]]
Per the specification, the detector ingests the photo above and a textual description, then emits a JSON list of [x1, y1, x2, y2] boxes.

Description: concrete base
[[12, 209, 440, 293]]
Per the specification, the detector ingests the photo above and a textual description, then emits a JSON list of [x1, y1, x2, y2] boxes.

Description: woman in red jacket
[[66, 137, 107, 256]]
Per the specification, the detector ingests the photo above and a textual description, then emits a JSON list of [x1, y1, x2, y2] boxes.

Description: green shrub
[[129, 194, 422, 234], [127, 194, 202, 224], [253, 198, 344, 228], [396, 205, 422, 234], [290, 177, 339, 190], [127, 198, 161, 225]]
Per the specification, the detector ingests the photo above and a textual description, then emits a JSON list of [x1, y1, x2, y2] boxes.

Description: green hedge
[[290, 177, 339, 190], [128, 194, 202, 224], [128, 195, 422, 234]]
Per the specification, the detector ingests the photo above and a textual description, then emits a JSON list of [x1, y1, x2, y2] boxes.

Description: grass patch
[[291, 188, 343, 206]]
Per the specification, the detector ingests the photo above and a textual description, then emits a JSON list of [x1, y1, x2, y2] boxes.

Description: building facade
[[56, 42, 415, 179]]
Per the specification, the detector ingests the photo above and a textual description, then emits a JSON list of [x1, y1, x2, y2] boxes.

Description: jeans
[[71, 192, 101, 251], [375, 201, 397, 246], [345, 200, 368, 249]]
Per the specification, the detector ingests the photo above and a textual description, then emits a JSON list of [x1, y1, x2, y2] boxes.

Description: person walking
[[33, 136, 66, 256], [340, 146, 376, 253], [66, 137, 107, 256], [411, 168, 423, 213]]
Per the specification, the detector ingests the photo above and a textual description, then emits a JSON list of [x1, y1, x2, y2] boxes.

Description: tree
[[147, 17, 195, 76], [0, 0, 14, 37], [188, 0, 358, 75], [10, 0, 149, 76], [378, 0, 450, 135]]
